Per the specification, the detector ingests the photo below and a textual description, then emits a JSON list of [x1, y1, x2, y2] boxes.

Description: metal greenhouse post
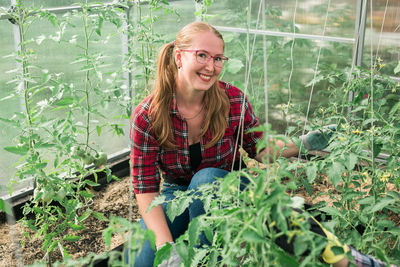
[[348, 0, 368, 107]]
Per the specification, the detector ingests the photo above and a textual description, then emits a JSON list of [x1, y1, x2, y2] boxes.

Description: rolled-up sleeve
[[130, 102, 160, 194]]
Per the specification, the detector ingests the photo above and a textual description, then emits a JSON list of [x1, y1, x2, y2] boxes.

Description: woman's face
[[175, 31, 224, 93]]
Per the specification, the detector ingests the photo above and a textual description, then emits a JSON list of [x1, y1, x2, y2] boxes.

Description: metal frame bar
[[0, 3, 131, 20], [214, 25, 355, 44], [353, 0, 369, 68], [348, 0, 369, 105]]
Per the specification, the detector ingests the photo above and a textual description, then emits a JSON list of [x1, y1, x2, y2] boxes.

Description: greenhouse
[[0, 0, 399, 266]]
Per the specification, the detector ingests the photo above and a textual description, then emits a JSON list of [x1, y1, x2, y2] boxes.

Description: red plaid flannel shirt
[[130, 81, 263, 194]]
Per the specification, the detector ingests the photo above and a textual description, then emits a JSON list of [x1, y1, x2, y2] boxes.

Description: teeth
[[199, 74, 211, 80]]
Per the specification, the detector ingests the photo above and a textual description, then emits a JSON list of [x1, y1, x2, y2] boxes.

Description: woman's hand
[[299, 124, 336, 151]]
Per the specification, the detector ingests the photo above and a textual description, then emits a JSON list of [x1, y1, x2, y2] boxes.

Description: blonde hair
[[149, 22, 230, 149]]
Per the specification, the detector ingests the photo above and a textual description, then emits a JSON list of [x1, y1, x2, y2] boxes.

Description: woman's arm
[[254, 139, 299, 163], [136, 192, 173, 248]]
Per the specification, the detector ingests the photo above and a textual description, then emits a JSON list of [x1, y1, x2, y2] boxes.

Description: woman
[[129, 22, 390, 267]]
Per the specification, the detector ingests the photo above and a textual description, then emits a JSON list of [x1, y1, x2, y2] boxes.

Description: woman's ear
[[174, 50, 182, 68]]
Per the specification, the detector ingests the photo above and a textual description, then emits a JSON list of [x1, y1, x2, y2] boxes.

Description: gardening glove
[[157, 242, 182, 267], [312, 218, 349, 264], [299, 124, 336, 151]]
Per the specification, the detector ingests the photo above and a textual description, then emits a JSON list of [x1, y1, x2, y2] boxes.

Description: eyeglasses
[[180, 49, 229, 68]]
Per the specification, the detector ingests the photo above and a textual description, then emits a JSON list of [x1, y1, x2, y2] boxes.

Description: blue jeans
[[128, 168, 234, 267]]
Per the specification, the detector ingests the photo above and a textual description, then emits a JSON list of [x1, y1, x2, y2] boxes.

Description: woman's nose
[[204, 58, 214, 71]]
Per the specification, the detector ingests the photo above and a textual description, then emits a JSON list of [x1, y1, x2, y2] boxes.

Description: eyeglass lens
[[196, 51, 225, 67]]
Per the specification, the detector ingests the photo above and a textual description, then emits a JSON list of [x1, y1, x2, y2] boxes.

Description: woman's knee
[[189, 168, 228, 190]]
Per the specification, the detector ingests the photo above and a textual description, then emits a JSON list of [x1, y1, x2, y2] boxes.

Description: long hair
[[149, 22, 230, 149]]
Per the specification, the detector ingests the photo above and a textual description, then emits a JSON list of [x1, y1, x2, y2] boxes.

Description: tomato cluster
[[71, 146, 108, 168], [33, 186, 67, 204]]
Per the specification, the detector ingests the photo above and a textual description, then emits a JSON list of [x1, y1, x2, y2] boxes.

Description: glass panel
[[220, 31, 354, 133], [361, 0, 400, 156], [0, 6, 131, 197], [363, 0, 400, 77], [0, 0, 10, 8], [128, 0, 195, 100], [155, 0, 197, 41], [24, 9, 128, 155], [0, 21, 21, 197], [207, 0, 357, 38]]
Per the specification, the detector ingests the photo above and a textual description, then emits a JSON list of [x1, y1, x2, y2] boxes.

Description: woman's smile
[[198, 72, 212, 82]]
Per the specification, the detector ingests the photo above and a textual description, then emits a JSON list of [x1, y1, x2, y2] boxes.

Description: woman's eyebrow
[[197, 49, 224, 56]]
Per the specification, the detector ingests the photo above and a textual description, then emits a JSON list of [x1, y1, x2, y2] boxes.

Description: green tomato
[[83, 154, 94, 165], [56, 188, 67, 200], [93, 152, 107, 167], [33, 187, 44, 201], [71, 146, 85, 158], [42, 187, 55, 203]]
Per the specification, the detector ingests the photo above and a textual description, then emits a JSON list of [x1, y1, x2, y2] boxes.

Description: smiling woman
[[129, 21, 265, 267], [128, 21, 323, 267]]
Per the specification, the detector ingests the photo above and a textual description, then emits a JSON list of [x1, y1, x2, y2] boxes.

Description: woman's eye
[[198, 52, 208, 58], [214, 56, 222, 62]]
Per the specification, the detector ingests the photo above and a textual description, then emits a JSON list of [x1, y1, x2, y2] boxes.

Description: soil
[[0, 176, 140, 267]]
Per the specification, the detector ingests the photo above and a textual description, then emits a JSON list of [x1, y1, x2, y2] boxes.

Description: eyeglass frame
[[179, 49, 229, 68]]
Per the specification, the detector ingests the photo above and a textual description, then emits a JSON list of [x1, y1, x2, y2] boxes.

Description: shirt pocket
[[202, 127, 236, 166], [159, 147, 189, 174]]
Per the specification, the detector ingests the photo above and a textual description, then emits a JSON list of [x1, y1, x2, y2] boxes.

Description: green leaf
[[394, 61, 400, 74], [148, 195, 166, 212], [207, 250, 218, 267], [188, 217, 201, 247], [154, 242, 172, 267], [166, 195, 191, 223], [4, 146, 28, 155], [319, 206, 342, 217], [389, 101, 400, 118], [327, 162, 344, 186], [0, 199, 12, 215], [300, 176, 312, 196], [0, 117, 20, 127], [67, 222, 85, 231], [373, 245, 390, 263], [176, 242, 191, 267], [84, 180, 100, 187], [376, 219, 395, 228], [93, 211, 108, 221], [63, 235, 81, 242], [331, 246, 345, 256], [276, 249, 299, 267], [96, 125, 102, 136], [42, 236, 51, 251], [345, 153, 358, 171], [305, 162, 317, 183], [95, 17, 103, 36], [357, 196, 374, 205], [225, 58, 244, 74], [78, 210, 92, 222], [103, 228, 112, 247], [55, 97, 74, 107], [293, 235, 308, 256], [79, 189, 94, 199], [369, 198, 395, 213], [372, 141, 382, 159], [48, 240, 58, 253], [242, 229, 265, 243]]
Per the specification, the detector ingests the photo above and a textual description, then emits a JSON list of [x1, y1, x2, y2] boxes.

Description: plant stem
[[82, 2, 91, 153]]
